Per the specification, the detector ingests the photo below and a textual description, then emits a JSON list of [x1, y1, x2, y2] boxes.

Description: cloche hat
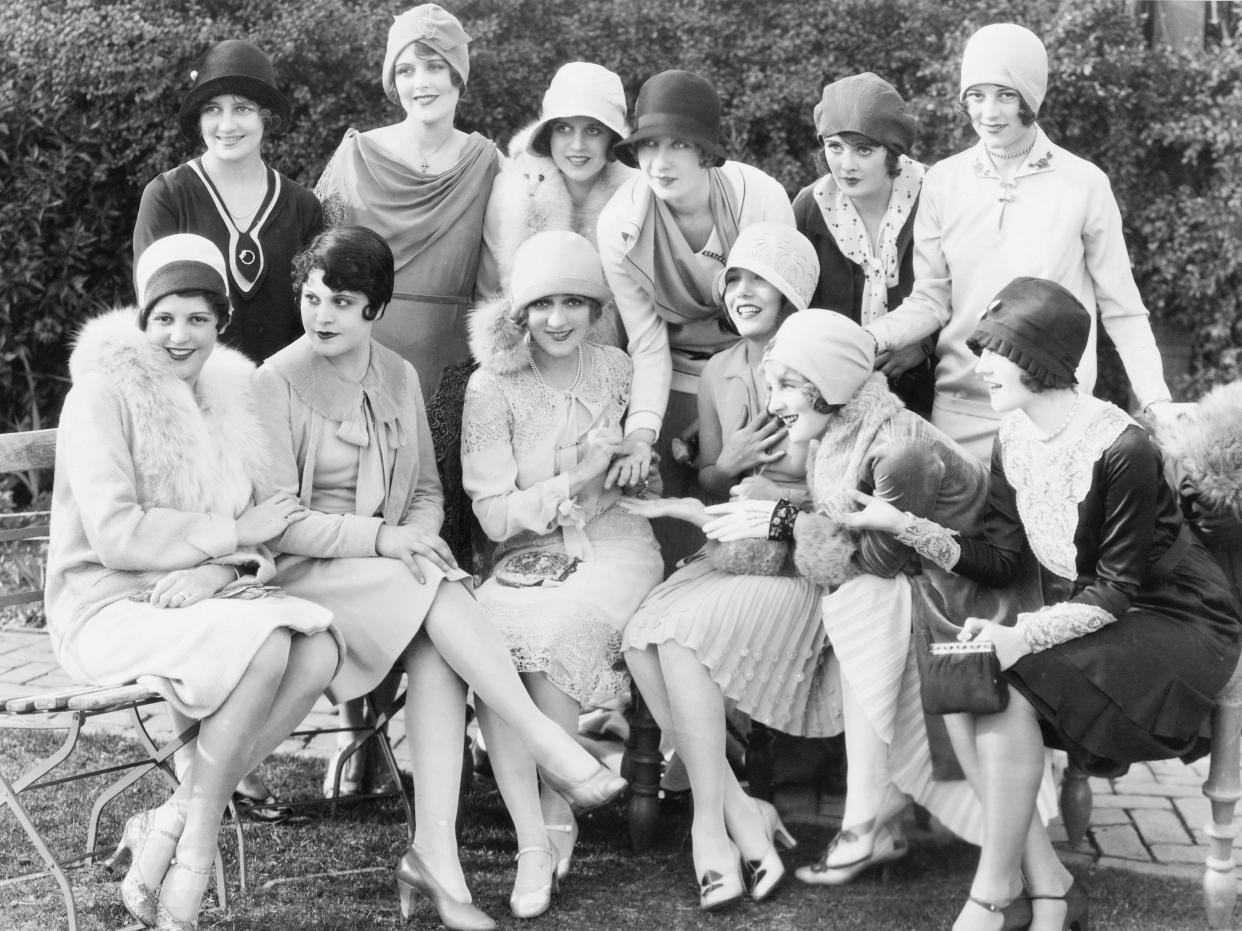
[[959, 23, 1048, 113], [814, 72, 917, 156], [178, 40, 290, 140], [767, 309, 875, 406], [967, 277, 1090, 385], [383, 4, 472, 103], [612, 70, 726, 169], [711, 223, 820, 313], [528, 62, 629, 157], [135, 234, 231, 329]]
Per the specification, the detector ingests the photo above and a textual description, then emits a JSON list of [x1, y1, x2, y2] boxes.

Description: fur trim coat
[[45, 308, 275, 648], [1159, 381, 1242, 521], [477, 122, 635, 331]]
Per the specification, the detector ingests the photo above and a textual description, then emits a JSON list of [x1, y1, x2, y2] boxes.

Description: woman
[[477, 60, 634, 314], [701, 308, 1006, 896], [844, 278, 1241, 931], [134, 39, 324, 364], [864, 23, 1171, 460], [314, 3, 498, 401], [256, 226, 626, 931], [46, 234, 341, 930], [616, 225, 840, 911], [597, 69, 796, 568], [462, 231, 663, 918], [792, 72, 933, 417]]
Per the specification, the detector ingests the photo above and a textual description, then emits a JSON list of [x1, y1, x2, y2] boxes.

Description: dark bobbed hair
[[821, 130, 902, 178], [716, 295, 799, 337], [140, 289, 232, 333], [291, 226, 395, 320], [529, 119, 623, 160]]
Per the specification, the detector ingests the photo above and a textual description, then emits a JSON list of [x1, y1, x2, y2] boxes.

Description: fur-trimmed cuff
[[1015, 601, 1117, 653], [793, 513, 859, 589]]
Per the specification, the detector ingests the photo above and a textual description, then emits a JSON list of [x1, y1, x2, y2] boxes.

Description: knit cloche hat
[[612, 70, 726, 169], [383, 4, 471, 104], [766, 308, 875, 406], [711, 223, 820, 313], [814, 72, 917, 156], [135, 234, 231, 329], [959, 23, 1049, 113], [967, 277, 1090, 384], [178, 39, 290, 140], [528, 62, 629, 157]]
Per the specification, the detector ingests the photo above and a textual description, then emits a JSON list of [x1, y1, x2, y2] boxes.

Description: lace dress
[[462, 343, 663, 706], [622, 341, 842, 738]]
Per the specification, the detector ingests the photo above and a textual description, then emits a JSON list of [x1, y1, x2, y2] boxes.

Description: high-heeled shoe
[[540, 763, 626, 813], [395, 849, 497, 931], [154, 858, 214, 931], [509, 844, 558, 919], [546, 817, 578, 882], [1029, 879, 1089, 931], [743, 798, 797, 901], [959, 894, 1034, 931], [698, 841, 745, 912], [794, 822, 908, 886], [323, 744, 365, 799], [107, 806, 184, 927]]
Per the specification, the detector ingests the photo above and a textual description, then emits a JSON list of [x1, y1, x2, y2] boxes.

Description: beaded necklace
[[529, 345, 585, 394], [1036, 391, 1081, 443]]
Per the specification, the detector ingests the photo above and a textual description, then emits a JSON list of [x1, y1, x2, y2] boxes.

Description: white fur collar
[[69, 307, 271, 513], [1158, 381, 1242, 518], [468, 293, 619, 375]]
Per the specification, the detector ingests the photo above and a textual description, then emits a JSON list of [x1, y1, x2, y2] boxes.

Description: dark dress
[[955, 400, 1241, 776], [134, 159, 324, 364]]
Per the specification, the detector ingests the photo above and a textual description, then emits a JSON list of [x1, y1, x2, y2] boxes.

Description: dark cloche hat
[[967, 277, 1091, 385], [178, 39, 290, 140], [612, 70, 726, 169]]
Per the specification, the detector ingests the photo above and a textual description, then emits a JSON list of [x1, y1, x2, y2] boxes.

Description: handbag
[[493, 551, 581, 588], [920, 639, 1009, 715]]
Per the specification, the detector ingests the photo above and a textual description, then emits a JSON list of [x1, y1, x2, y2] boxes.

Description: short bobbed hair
[[291, 226, 395, 321]]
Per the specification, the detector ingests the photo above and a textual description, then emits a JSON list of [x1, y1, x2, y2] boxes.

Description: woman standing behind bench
[[45, 234, 342, 930]]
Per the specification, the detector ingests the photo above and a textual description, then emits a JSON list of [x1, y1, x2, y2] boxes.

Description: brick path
[[0, 626, 1232, 884]]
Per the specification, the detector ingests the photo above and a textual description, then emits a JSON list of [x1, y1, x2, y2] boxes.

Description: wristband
[[768, 499, 798, 541]]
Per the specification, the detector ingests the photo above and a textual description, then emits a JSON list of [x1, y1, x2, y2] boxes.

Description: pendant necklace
[[411, 132, 452, 173]]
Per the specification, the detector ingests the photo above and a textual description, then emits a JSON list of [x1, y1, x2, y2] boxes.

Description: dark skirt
[[1007, 543, 1241, 777]]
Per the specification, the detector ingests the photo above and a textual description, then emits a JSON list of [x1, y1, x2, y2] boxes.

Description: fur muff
[[489, 122, 635, 288], [69, 307, 272, 515], [793, 514, 860, 589], [1158, 381, 1242, 519], [705, 538, 792, 575], [468, 293, 622, 375]]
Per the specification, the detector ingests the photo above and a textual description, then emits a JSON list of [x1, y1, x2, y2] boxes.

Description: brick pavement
[[1, 626, 1234, 885]]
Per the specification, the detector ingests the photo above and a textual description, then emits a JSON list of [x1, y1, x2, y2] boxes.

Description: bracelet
[[768, 499, 799, 542]]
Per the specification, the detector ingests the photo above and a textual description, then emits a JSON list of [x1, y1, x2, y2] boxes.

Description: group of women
[[42, 5, 1242, 931]]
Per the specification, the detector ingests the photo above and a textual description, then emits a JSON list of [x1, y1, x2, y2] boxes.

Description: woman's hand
[[605, 435, 654, 490], [236, 492, 309, 546], [731, 475, 791, 502], [875, 342, 929, 379], [573, 433, 622, 488], [150, 565, 235, 609], [715, 409, 786, 479], [617, 495, 709, 527], [839, 490, 907, 535], [702, 499, 779, 542], [958, 618, 1032, 671], [376, 524, 459, 584]]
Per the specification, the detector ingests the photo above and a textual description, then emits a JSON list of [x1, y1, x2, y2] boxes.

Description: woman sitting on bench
[[44, 233, 344, 930]]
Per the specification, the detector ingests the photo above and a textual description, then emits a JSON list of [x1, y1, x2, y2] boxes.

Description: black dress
[[955, 399, 1240, 777]]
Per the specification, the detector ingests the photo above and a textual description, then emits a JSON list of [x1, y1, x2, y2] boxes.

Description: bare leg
[[421, 583, 603, 783], [401, 627, 471, 900]]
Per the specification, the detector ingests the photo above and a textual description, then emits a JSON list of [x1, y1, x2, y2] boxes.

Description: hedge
[[2, 0, 1240, 436]]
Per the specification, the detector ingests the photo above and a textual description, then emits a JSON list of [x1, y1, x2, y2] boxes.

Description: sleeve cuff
[[187, 514, 238, 559]]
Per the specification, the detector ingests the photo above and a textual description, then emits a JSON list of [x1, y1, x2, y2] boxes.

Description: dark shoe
[[961, 894, 1033, 931], [1029, 879, 1088, 931]]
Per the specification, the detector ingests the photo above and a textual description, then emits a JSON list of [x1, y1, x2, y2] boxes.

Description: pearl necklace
[[529, 345, 584, 394], [988, 139, 1035, 161], [1037, 391, 1081, 443]]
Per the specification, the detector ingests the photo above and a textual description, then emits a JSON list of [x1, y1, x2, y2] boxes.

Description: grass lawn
[[0, 728, 1212, 930]]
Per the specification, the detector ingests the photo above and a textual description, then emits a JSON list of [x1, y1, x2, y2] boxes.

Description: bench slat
[[0, 523, 50, 543], [66, 683, 161, 711], [0, 591, 42, 609], [0, 429, 56, 473], [7, 683, 116, 713]]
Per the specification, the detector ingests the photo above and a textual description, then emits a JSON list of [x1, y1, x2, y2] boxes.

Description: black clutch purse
[[921, 639, 1009, 716]]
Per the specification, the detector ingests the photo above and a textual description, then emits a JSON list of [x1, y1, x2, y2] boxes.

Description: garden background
[[3, 0, 1241, 441]]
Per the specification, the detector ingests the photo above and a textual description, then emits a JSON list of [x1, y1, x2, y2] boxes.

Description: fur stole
[[490, 122, 635, 287], [793, 374, 904, 588], [69, 307, 270, 515], [1158, 380, 1242, 519], [468, 293, 621, 375]]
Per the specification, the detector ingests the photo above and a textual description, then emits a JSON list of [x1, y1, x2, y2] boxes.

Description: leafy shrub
[[2, 0, 1239, 433]]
